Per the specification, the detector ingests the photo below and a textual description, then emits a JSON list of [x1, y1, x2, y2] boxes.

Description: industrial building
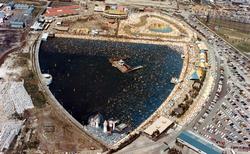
[[0, 81, 34, 114], [0, 121, 23, 152], [31, 21, 45, 31], [0, 80, 34, 152], [24, 6, 34, 16], [6, 2, 14, 10], [44, 5, 80, 17], [14, 4, 29, 10], [10, 21, 25, 28]]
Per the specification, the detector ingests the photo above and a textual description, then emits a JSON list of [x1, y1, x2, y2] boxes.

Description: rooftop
[[144, 116, 173, 136], [177, 131, 224, 154], [0, 12, 4, 18], [44, 5, 80, 17]]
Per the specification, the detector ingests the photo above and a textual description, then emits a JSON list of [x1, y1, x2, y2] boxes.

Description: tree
[[168, 148, 182, 154]]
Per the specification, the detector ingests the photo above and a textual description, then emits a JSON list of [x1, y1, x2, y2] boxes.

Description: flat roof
[[44, 5, 80, 17], [197, 42, 208, 51], [144, 116, 173, 136], [177, 131, 223, 154], [0, 12, 4, 18]]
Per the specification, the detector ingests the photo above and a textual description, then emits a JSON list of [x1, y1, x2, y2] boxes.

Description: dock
[[109, 58, 143, 73]]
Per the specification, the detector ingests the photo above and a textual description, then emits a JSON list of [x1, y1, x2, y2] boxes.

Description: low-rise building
[[24, 6, 34, 16], [30, 21, 45, 31], [0, 121, 23, 152], [0, 12, 5, 23], [144, 116, 174, 139], [44, 5, 80, 17], [10, 21, 24, 28], [6, 2, 14, 10], [14, 3, 29, 10], [177, 131, 224, 154]]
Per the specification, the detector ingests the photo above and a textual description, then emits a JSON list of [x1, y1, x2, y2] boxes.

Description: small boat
[[42, 73, 52, 85], [171, 77, 179, 84]]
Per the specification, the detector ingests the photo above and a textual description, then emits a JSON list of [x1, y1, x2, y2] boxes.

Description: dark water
[[39, 38, 183, 128]]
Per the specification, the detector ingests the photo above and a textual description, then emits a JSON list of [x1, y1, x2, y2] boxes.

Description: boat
[[42, 73, 52, 85], [170, 77, 179, 84]]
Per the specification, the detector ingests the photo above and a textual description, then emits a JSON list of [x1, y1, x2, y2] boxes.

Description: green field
[[200, 18, 250, 54]]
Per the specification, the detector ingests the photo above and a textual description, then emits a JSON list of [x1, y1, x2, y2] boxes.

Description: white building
[[0, 80, 33, 152], [0, 121, 23, 152], [0, 12, 5, 23]]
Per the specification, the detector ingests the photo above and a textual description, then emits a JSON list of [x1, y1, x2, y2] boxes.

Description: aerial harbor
[[0, 0, 250, 154]]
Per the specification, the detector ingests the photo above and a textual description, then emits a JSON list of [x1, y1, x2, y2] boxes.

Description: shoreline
[[54, 33, 187, 48]]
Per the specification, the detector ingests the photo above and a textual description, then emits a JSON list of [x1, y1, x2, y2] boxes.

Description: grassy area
[[24, 70, 46, 108], [199, 18, 250, 53], [14, 53, 46, 108], [216, 27, 250, 53], [123, 15, 187, 39]]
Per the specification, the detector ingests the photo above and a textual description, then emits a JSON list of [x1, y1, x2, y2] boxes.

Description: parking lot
[[183, 13, 250, 151]]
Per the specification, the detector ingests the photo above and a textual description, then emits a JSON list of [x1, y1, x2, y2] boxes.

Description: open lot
[[199, 18, 250, 54]]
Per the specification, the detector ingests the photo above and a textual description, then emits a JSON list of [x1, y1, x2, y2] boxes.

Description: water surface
[[39, 38, 183, 128]]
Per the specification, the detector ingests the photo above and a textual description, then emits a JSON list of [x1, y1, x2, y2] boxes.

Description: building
[[103, 9, 128, 19], [24, 6, 34, 16], [231, 0, 248, 4], [14, 4, 29, 9], [144, 116, 174, 139], [44, 5, 80, 17], [6, 2, 14, 10], [190, 68, 205, 81], [177, 131, 224, 154], [30, 21, 45, 31], [0, 121, 23, 152], [0, 81, 33, 152], [94, 5, 106, 12], [10, 21, 24, 28], [0, 12, 5, 23]]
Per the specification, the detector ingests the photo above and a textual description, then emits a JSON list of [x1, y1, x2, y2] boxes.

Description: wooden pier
[[109, 58, 143, 73]]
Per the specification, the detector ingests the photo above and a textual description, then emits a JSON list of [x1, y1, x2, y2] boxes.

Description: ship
[[109, 58, 143, 73]]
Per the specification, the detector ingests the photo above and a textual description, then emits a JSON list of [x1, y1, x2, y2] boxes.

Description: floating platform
[[109, 58, 143, 73]]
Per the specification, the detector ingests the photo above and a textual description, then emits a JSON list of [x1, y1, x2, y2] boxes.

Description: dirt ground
[[34, 105, 103, 153], [3, 46, 104, 153]]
